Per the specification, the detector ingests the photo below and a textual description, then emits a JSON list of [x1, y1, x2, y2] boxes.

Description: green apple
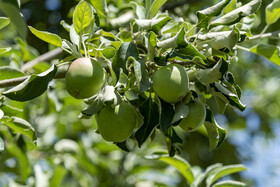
[[179, 100, 206, 132], [96, 102, 137, 142], [66, 58, 105, 99], [152, 64, 189, 103]]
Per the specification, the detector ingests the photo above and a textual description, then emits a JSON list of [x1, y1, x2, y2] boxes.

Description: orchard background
[[0, 0, 280, 186]]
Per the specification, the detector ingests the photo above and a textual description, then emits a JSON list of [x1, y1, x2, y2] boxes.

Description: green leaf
[[88, 0, 107, 17], [172, 102, 189, 123], [73, 0, 95, 35], [0, 109, 3, 119], [146, 153, 194, 185], [164, 127, 183, 157], [0, 66, 25, 81], [197, 28, 240, 50], [167, 44, 207, 61], [81, 97, 103, 116], [130, 57, 151, 92], [206, 164, 247, 187], [0, 47, 11, 55], [3, 65, 57, 102], [0, 116, 36, 142], [149, 0, 167, 18], [266, 0, 280, 25], [210, 0, 261, 27], [49, 165, 67, 187], [197, 0, 231, 29], [116, 140, 130, 152], [204, 109, 226, 150], [28, 26, 62, 47], [0, 17, 10, 30], [223, 0, 237, 15], [191, 163, 223, 187], [112, 42, 139, 79], [0, 136, 4, 151], [157, 27, 187, 49], [98, 85, 122, 105], [196, 59, 228, 85], [250, 44, 280, 66], [159, 99, 175, 133], [0, 1, 27, 39], [130, 2, 146, 19], [135, 96, 159, 147], [135, 16, 172, 34], [0, 104, 23, 117], [214, 82, 246, 111], [212, 180, 249, 187], [101, 47, 116, 59], [147, 31, 157, 61]]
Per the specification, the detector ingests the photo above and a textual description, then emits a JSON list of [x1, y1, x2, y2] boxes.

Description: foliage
[[0, 0, 279, 186]]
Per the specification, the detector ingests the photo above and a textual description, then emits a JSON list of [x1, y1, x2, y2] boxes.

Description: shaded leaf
[[168, 44, 207, 61], [197, 0, 231, 29], [172, 102, 189, 123], [3, 65, 57, 102], [130, 57, 151, 92], [112, 42, 139, 79], [135, 16, 172, 33], [135, 97, 159, 147], [250, 44, 280, 66], [164, 127, 183, 157], [0, 1, 27, 38], [29, 26, 62, 47], [204, 109, 226, 150], [49, 165, 68, 187], [159, 99, 175, 133], [130, 2, 145, 19], [116, 140, 130, 152], [157, 27, 187, 49], [0, 66, 25, 81], [0, 16, 10, 30], [214, 82, 246, 111], [266, 0, 280, 25], [0, 116, 36, 142], [210, 0, 261, 27]]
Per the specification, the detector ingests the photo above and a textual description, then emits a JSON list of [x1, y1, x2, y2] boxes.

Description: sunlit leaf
[[250, 44, 280, 66], [49, 165, 68, 187], [29, 26, 62, 47], [206, 164, 247, 187], [0, 47, 11, 55], [197, 0, 231, 29], [0, 16, 10, 30], [88, 0, 107, 17], [149, 0, 167, 18], [210, 0, 261, 27], [0, 116, 36, 142], [212, 180, 249, 187], [266, 0, 280, 25], [130, 2, 145, 19], [73, 0, 94, 34], [0, 136, 4, 151], [146, 153, 194, 185]]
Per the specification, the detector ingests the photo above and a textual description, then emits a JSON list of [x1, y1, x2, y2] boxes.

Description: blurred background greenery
[[0, 0, 280, 186]]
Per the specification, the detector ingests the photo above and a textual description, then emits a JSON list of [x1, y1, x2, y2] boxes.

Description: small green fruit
[[96, 102, 137, 142], [179, 100, 206, 132], [152, 64, 189, 103], [66, 58, 105, 99]]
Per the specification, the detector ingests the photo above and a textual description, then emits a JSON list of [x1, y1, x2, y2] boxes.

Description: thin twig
[[21, 48, 63, 72], [248, 30, 280, 40], [0, 69, 67, 88]]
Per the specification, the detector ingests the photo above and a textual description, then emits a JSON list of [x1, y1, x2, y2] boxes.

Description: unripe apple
[[96, 102, 137, 142], [152, 64, 189, 103], [66, 58, 105, 99], [179, 100, 206, 132]]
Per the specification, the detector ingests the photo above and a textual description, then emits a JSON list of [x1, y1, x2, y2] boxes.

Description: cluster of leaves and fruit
[[1, 0, 280, 158]]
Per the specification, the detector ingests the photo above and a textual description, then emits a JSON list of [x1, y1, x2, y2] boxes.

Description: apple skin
[[66, 58, 105, 99], [179, 100, 206, 132], [96, 102, 136, 142], [152, 64, 189, 103]]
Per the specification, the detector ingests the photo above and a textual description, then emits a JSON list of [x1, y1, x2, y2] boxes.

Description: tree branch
[[21, 48, 63, 73], [0, 68, 67, 88], [248, 30, 280, 40]]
